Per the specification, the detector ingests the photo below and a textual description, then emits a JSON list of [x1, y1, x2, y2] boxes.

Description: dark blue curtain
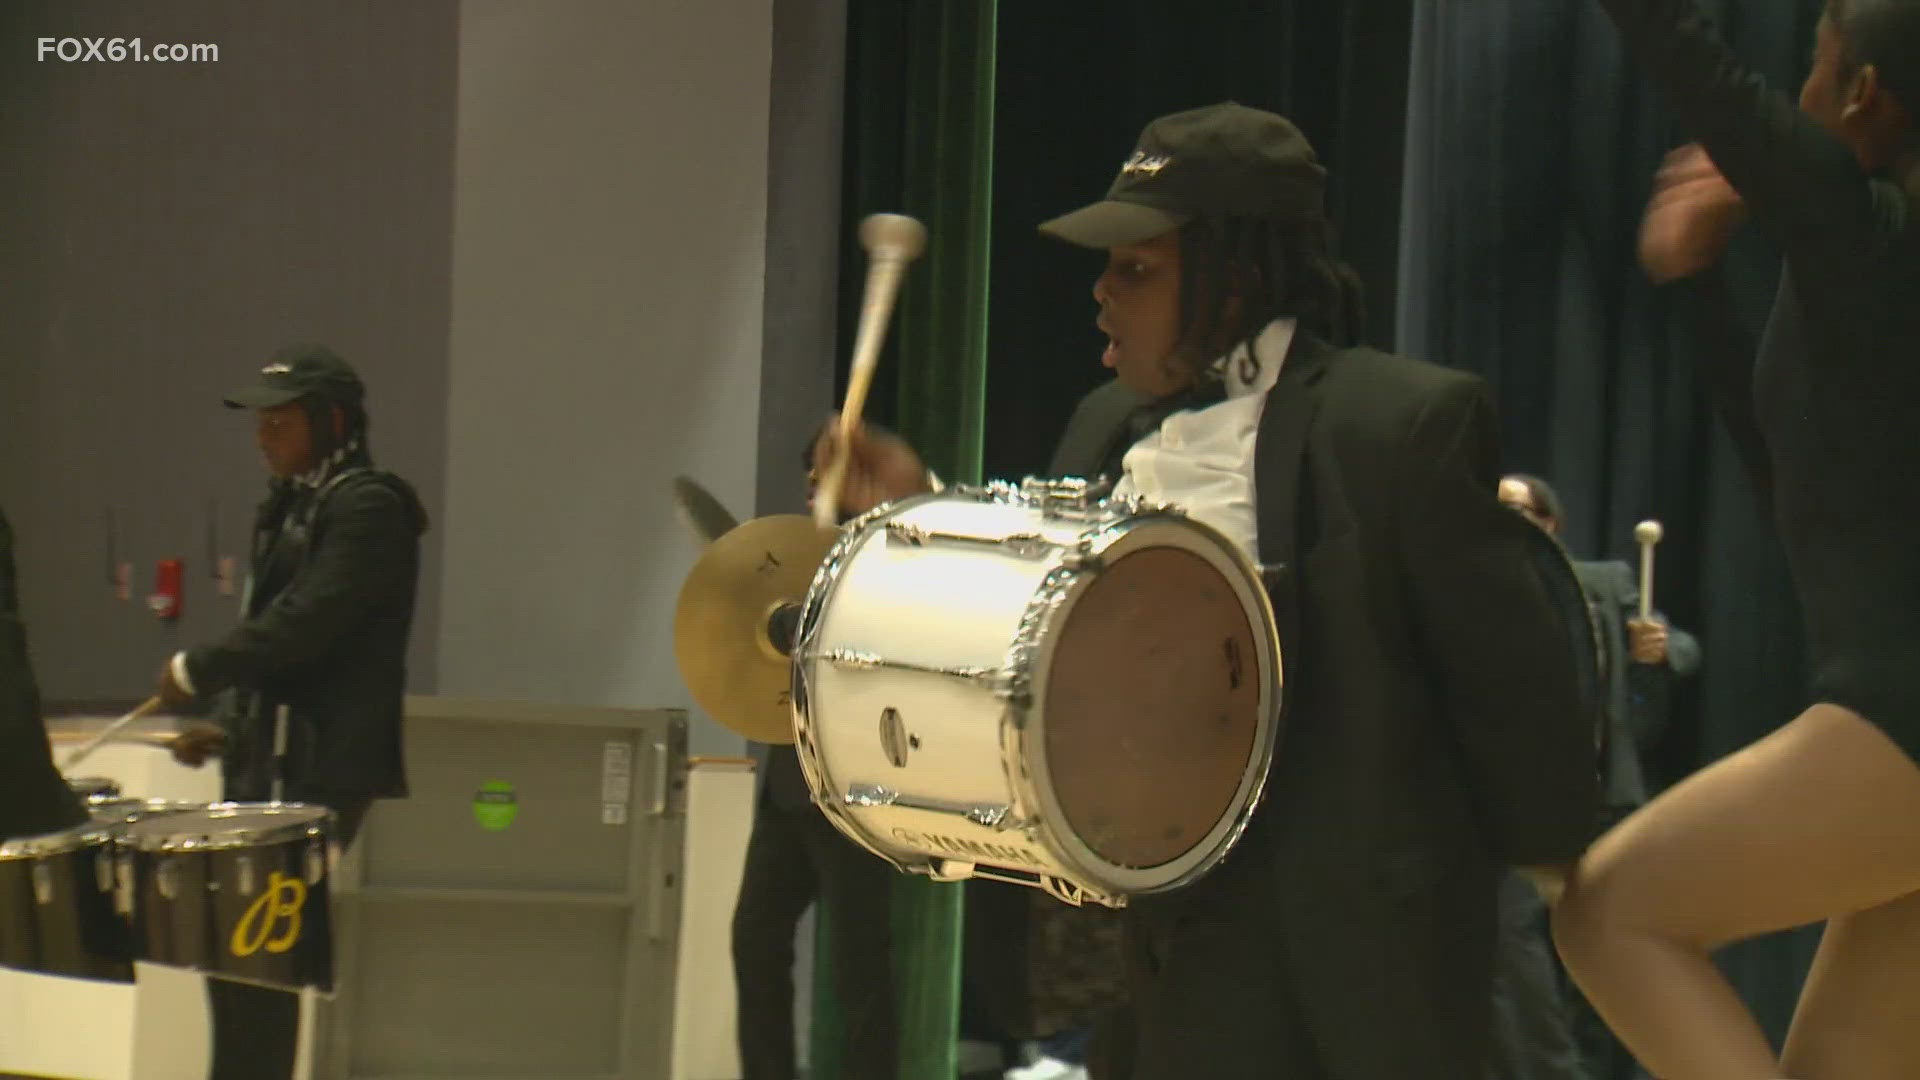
[[1398, 0, 1824, 1049]]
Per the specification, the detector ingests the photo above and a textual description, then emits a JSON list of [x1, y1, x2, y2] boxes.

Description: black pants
[[207, 976, 303, 1080], [731, 794, 898, 1080], [1107, 834, 1328, 1079], [1116, 910, 1326, 1078], [205, 801, 367, 1080], [1486, 871, 1590, 1080], [1570, 987, 1647, 1080]]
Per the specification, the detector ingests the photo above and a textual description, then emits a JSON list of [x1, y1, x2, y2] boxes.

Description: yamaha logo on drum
[[890, 826, 1046, 868]]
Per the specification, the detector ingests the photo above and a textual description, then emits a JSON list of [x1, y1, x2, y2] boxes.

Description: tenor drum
[[793, 480, 1282, 907], [115, 802, 335, 991], [0, 820, 133, 982], [87, 798, 204, 825]]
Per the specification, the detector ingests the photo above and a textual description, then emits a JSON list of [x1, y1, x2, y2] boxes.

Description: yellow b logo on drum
[[230, 871, 306, 958]]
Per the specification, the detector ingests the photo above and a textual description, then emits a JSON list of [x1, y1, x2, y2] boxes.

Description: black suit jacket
[[187, 468, 426, 810], [0, 508, 86, 840], [1064, 337, 1596, 1078]]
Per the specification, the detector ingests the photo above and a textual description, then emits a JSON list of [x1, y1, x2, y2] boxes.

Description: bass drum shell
[[792, 485, 1282, 906]]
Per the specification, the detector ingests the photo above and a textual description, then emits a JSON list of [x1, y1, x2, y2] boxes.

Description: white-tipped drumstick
[[1635, 519, 1664, 621], [812, 213, 928, 528]]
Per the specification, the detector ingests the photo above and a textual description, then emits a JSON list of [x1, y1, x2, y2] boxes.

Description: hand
[[1639, 143, 1748, 284], [1626, 616, 1670, 665], [807, 415, 933, 517], [156, 660, 196, 709], [167, 722, 227, 768]]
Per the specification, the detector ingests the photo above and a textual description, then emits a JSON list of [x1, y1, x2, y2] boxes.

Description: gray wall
[[757, 0, 848, 1052], [759, 0, 847, 518], [436, 0, 776, 756], [1, 1, 840, 761], [0, 0, 457, 705]]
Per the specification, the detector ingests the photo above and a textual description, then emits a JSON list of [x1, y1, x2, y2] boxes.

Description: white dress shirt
[[1112, 319, 1296, 561]]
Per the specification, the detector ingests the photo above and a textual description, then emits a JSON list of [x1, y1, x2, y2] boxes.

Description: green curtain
[[812, 1, 995, 1077]]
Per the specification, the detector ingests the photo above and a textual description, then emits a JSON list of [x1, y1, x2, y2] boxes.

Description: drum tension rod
[[843, 783, 1022, 831], [884, 520, 1057, 559]]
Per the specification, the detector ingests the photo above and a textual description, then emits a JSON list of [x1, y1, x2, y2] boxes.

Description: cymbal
[[673, 514, 838, 744], [672, 475, 741, 546]]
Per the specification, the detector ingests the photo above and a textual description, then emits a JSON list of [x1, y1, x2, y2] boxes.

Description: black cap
[[222, 345, 365, 410], [1039, 102, 1327, 249]]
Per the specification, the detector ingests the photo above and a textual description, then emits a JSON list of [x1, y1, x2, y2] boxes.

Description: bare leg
[[1553, 704, 1920, 1080], [1778, 886, 1920, 1079]]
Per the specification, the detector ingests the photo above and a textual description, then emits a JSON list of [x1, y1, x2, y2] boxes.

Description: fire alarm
[[148, 559, 184, 620]]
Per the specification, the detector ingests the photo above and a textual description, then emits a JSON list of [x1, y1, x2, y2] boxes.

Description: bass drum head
[[1038, 530, 1269, 882]]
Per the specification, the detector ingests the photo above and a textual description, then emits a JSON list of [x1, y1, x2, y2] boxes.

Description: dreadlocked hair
[[1174, 213, 1367, 385], [298, 394, 370, 464]]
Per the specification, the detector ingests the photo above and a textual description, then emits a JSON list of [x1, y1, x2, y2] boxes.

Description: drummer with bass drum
[[808, 102, 1598, 1078]]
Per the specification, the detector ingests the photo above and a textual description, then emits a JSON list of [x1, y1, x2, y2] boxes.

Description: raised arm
[[1600, 0, 1883, 263]]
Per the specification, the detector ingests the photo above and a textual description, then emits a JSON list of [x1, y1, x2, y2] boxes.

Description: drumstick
[[812, 213, 928, 528], [672, 475, 741, 547], [55, 730, 178, 749], [1634, 519, 1664, 621], [111, 732, 179, 748], [59, 696, 163, 771]]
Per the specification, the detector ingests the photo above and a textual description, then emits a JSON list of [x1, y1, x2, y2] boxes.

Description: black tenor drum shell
[[120, 804, 334, 992], [0, 824, 133, 982]]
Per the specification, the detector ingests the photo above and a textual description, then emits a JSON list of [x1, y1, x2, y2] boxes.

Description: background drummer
[[1500, 473, 1702, 805], [1495, 472, 1702, 1080], [155, 347, 428, 1080], [726, 446, 902, 1080], [812, 101, 1598, 1078]]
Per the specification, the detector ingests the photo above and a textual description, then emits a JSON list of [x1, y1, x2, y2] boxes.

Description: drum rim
[[66, 776, 122, 797], [0, 820, 118, 859], [115, 801, 333, 851], [790, 494, 926, 872], [1014, 509, 1283, 895], [87, 797, 209, 818]]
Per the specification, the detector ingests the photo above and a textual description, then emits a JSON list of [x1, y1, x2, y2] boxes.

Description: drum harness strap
[[239, 467, 379, 804]]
